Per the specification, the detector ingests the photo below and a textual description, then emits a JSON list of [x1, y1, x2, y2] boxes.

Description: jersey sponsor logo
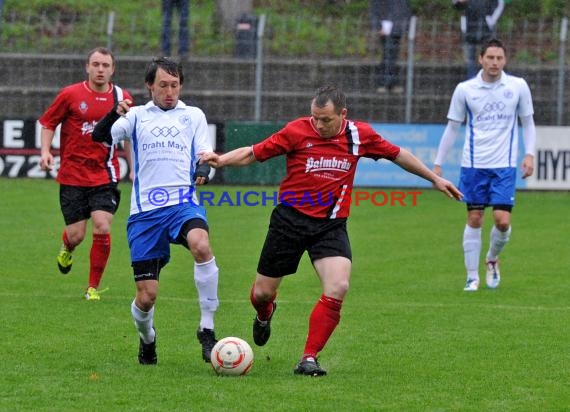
[[477, 101, 513, 122], [151, 126, 180, 138], [81, 121, 96, 136], [483, 102, 506, 112], [141, 140, 188, 152], [305, 156, 352, 173]]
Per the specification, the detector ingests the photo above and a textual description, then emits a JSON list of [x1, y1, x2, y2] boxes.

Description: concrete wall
[[1, 53, 568, 125]]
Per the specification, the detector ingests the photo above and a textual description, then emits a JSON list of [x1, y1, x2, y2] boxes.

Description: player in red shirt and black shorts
[[202, 85, 462, 376], [39, 47, 133, 301]]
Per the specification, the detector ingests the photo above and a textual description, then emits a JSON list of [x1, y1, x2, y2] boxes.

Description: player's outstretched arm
[[393, 148, 463, 201], [200, 146, 256, 168]]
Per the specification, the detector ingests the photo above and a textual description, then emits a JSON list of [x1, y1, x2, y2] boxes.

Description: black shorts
[[59, 184, 121, 225], [257, 204, 352, 278]]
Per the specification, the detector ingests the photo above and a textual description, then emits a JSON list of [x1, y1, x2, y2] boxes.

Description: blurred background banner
[[356, 124, 570, 190], [2, 117, 568, 190]]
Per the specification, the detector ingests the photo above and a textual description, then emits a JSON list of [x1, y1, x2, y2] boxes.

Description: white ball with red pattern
[[210, 337, 254, 376]]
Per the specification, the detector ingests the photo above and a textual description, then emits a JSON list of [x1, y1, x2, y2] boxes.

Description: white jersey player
[[433, 39, 536, 292], [93, 57, 219, 365]]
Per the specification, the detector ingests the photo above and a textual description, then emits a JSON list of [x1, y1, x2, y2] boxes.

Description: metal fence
[[1, 7, 568, 62], [0, 7, 569, 125]]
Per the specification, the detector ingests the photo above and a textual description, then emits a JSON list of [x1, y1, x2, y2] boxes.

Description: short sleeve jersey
[[252, 117, 401, 219], [447, 71, 534, 168], [38, 81, 132, 186], [110, 100, 212, 215]]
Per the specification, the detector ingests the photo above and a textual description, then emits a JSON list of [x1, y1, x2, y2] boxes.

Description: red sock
[[250, 285, 276, 321], [89, 234, 111, 289], [62, 231, 75, 252], [302, 294, 342, 359]]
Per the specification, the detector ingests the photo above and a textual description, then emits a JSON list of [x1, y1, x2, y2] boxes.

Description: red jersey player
[[39, 47, 133, 301], [201, 85, 462, 376]]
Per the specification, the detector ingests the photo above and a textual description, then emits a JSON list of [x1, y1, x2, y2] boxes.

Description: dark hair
[[145, 57, 184, 86], [480, 38, 506, 57], [86, 47, 115, 66], [313, 85, 346, 114]]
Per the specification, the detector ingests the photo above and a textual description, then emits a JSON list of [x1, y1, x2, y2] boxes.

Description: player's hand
[[116, 99, 132, 116], [432, 165, 443, 177], [199, 151, 222, 168], [521, 154, 534, 179], [194, 161, 210, 185], [40, 152, 54, 171], [433, 176, 463, 201]]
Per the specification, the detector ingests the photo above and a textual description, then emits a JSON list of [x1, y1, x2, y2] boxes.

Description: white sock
[[463, 225, 482, 280], [131, 300, 155, 344], [486, 225, 511, 262], [194, 257, 219, 331]]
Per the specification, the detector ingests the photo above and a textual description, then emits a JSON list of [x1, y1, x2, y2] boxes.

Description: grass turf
[[1, 179, 569, 411]]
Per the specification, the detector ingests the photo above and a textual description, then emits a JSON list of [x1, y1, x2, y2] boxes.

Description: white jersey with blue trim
[[110, 100, 212, 215], [447, 70, 534, 169]]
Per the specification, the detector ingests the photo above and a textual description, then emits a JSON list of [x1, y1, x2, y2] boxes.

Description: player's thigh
[[59, 184, 90, 225], [88, 183, 121, 214], [459, 167, 491, 205], [313, 256, 351, 299], [489, 167, 516, 206], [127, 212, 171, 264], [257, 207, 306, 277]]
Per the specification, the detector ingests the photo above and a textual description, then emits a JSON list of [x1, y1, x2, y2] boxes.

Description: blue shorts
[[458, 167, 516, 207], [127, 203, 208, 263]]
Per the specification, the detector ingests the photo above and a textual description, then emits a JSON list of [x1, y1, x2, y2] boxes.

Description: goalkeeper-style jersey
[[110, 100, 212, 215]]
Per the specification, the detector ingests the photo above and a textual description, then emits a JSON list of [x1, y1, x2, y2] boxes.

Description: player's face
[[310, 100, 347, 139], [148, 68, 181, 110], [479, 46, 506, 81], [86, 52, 115, 91]]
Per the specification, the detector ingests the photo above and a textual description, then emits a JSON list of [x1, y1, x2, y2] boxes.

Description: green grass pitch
[[1, 178, 569, 411]]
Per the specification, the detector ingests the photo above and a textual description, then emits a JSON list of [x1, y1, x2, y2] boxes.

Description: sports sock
[[463, 225, 482, 279], [250, 285, 276, 322], [131, 300, 156, 344], [302, 294, 342, 359], [194, 257, 219, 331], [62, 230, 75, 252], [88, 233, 111, 289], [486, 225, 511, 262]]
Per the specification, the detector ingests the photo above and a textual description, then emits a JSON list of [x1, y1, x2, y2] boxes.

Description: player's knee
[[189, 238, 212, 262], [92, 222, 111, 234], [495, 222, 511, 233], [67, 230, 86, 245], [331, 279, 350, 299], [252, 280, 278, 302], [132, 259, 162, 310], [136, 291, 157, 311]]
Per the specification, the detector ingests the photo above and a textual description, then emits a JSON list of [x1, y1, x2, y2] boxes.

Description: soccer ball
[[210, 337, 254, 376]]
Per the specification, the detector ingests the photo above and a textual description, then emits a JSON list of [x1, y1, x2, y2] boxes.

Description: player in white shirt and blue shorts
[[433, 39, 536, 292], [93, 57, 219, 365]]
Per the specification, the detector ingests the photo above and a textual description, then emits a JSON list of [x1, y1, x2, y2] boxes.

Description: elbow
[[92, 128, 112, 145]]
